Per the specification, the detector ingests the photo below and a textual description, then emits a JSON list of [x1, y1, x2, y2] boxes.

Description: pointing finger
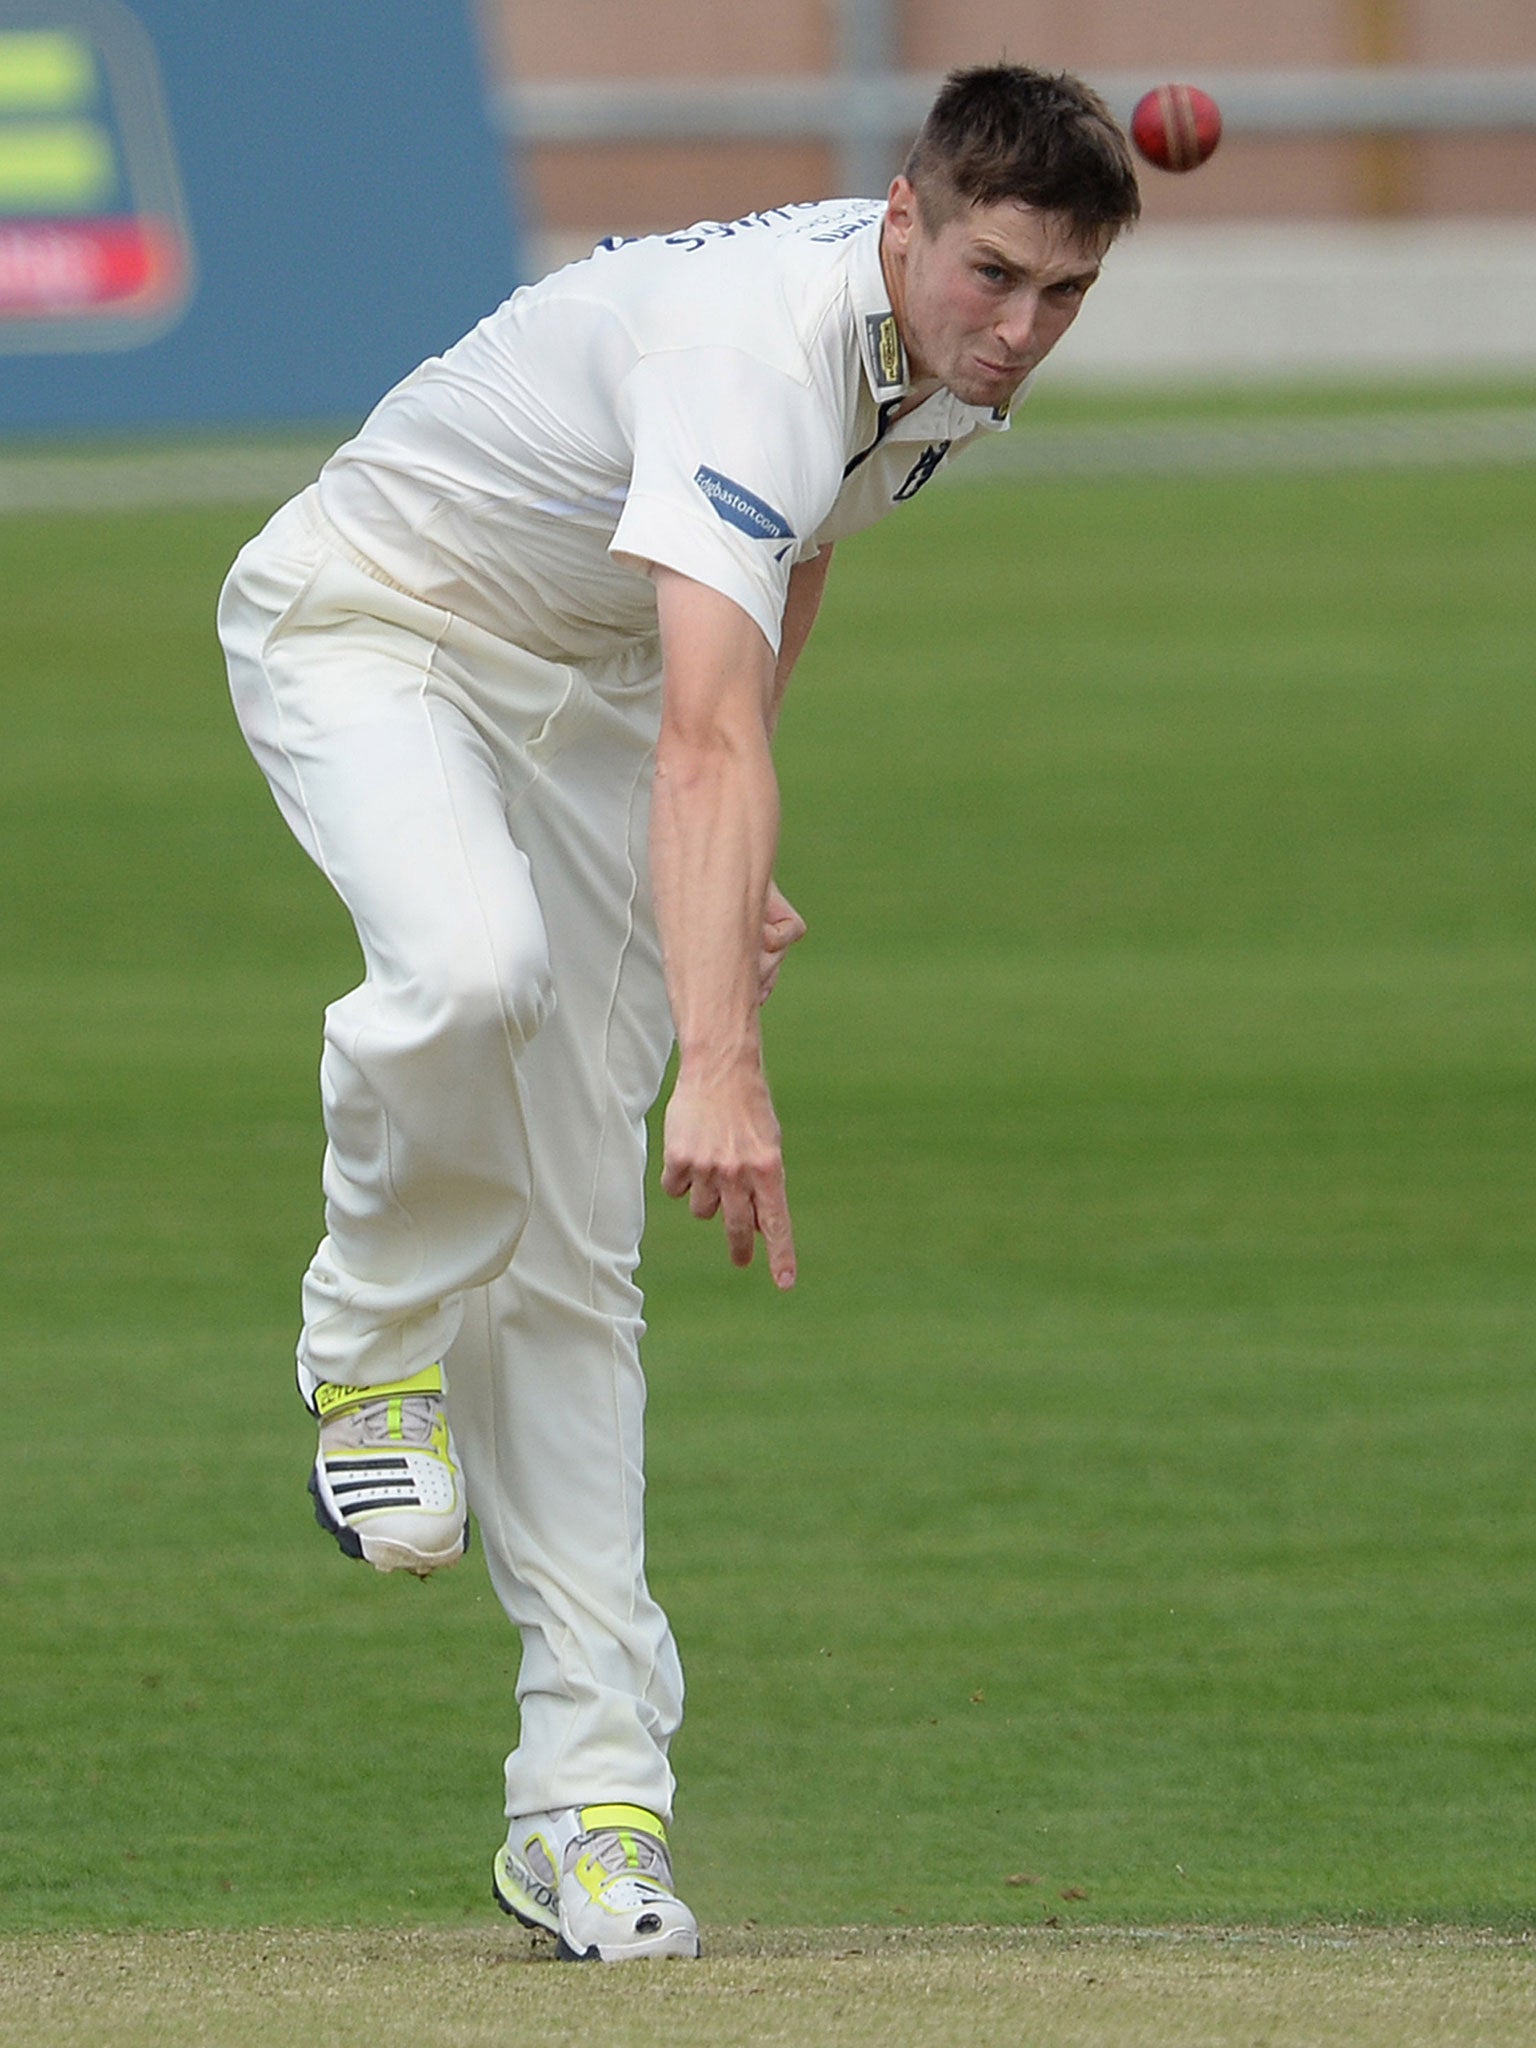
[[756, 1185, 797, 1290]]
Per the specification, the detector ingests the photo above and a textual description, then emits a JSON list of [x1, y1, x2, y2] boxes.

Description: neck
[[877, 217, 908, 342], [893, 384, 941, 420]]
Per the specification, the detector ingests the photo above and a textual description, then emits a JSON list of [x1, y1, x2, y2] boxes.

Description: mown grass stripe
[[1, 403, 1533, 515]]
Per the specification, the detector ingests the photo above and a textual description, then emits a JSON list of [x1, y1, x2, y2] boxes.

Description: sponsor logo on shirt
[[865, 312, 905, 392], [808, 209, 879, 245], [694, 466, 795, 541], [662, 203, 823, 254]]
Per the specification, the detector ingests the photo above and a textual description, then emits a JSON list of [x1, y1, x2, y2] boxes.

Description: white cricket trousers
[[217, 487, 685, 1822]]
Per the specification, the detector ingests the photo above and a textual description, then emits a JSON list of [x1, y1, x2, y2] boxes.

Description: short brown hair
[[904, 64, 1141, 241]]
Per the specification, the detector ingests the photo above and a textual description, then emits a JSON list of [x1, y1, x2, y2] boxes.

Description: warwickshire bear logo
[[893, 442, 952, 502]]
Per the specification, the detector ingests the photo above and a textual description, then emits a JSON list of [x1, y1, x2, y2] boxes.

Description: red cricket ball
[[1130, 83, 1223, 173]]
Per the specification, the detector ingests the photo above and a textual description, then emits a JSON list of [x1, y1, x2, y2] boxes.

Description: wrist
[[674, 1029, 763, 1086]]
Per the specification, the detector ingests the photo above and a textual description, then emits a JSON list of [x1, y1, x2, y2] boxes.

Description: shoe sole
[[307, 1464, 469, 1576], [555, 1931, 701, 1962]]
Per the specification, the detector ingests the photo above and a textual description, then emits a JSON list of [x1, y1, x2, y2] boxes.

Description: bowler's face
[[881, 177, 1108, 410]]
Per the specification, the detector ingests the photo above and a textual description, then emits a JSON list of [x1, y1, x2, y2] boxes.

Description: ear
[[883, 175, 919, 254]]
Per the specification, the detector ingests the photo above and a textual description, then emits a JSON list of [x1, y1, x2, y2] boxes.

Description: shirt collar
[[848, 210, 909, 402], [846, 211, 1013, 437]]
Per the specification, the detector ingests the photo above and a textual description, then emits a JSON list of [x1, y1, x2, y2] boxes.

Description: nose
[[994, 287, 1041, 360]]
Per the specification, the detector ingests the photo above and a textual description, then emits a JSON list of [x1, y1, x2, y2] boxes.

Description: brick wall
[[481, 0, 1536, 243]]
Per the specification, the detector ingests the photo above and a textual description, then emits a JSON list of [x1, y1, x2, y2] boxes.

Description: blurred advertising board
[[0, 0, 520, 434]]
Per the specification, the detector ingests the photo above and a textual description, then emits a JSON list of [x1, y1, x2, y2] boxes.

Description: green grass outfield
[[2, 393, 1535, 1981]]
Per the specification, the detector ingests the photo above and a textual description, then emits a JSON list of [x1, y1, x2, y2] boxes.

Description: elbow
[[656, 708, 770, 782]]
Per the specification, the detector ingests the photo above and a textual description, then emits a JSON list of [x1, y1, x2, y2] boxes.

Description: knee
[[427, 927, 554, 1052]]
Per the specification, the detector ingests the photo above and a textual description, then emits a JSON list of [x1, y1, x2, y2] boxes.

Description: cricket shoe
[[491, 1809, 578, 1936], [494, 1805, 699, 1961], [301, 1362, 468, 1576], [558, 1805, 699, 1962]]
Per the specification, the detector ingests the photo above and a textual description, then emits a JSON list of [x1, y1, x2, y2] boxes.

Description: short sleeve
[[610, 346, 843, 653]]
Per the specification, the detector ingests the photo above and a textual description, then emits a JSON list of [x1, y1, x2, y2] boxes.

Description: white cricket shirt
[[316, 199, 1014, 663]]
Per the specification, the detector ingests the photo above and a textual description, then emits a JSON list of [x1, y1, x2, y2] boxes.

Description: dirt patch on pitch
[[3, 1924, 1533, 2048]]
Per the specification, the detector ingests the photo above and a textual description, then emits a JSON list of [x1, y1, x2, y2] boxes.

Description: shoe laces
[[321, 1392, 442, 1451], [577, 1823, 674, 1892]]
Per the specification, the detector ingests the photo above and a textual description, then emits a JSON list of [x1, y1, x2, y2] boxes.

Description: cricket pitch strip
[[3, 1924, 1532, 2047]]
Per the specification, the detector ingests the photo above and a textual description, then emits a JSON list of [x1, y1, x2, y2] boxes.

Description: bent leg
[[219, 503, 561, 1387]]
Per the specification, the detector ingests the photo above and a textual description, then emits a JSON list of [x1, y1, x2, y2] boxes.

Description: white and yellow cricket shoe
[[491, 1810, 576, 1936], [301, 1363, 468, 1576], [495, 1805, 699, 1961]]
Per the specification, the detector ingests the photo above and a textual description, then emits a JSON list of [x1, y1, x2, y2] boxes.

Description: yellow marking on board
[[0, 120, 115, 208], [0, 32, 95, 112]]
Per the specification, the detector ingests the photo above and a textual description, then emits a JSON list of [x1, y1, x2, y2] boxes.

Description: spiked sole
[[554, 1930, 701, 1962]]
